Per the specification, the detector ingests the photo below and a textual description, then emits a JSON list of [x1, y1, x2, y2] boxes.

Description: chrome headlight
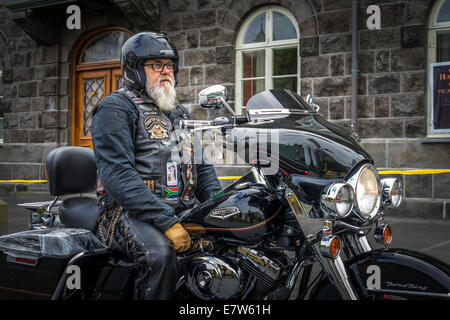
[[346, 164, 381, 219], [321, 183, 354, 218], [381, 178, 402, 208]]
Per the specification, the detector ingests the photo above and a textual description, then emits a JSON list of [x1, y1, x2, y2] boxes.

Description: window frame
[[427, 0, 450, 137], [235, 6, 300, 115]]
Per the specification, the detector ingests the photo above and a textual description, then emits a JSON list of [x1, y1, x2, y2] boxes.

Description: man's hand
[[164, 222, 192, 253]]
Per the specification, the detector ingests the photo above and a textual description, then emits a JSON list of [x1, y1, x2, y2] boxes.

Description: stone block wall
[[0, 1, 133, 196], [0, 2, 59, 188]]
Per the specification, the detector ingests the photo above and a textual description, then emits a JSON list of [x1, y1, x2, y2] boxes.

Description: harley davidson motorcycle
[[0, 86, 448, 300]]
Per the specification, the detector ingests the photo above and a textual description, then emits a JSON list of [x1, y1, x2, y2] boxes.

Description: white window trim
[[235, 6, 300, 115], [427, 0, 450, 137]]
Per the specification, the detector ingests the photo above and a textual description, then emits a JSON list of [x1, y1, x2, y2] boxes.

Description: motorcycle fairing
[[238, 89, 372, 179], [346, 248, 450, 299]]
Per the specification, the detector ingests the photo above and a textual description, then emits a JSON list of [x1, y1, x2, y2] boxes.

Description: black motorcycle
[[0, 86, 448, 300]]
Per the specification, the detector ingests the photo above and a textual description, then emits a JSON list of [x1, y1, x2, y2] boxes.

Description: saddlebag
[[0, 228, 104, 299]]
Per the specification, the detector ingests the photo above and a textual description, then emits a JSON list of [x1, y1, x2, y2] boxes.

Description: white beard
[[146, 76, 177, 112]]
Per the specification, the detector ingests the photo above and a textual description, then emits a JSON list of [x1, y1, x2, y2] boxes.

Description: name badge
[[166, 161, 178, 186]]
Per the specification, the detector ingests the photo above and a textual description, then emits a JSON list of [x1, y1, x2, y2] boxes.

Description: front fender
[[346, 248, 450, 299]]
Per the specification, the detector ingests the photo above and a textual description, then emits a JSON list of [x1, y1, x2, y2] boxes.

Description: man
[[90, 32, 222, 300]]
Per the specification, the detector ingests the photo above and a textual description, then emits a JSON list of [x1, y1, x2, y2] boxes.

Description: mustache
[[158, 76, 174, 86]]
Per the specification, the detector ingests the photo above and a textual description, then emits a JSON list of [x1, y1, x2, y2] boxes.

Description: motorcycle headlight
[[346, 164, 381, 219], [321, 183, 354, 218], [381, 178, 402, 208]]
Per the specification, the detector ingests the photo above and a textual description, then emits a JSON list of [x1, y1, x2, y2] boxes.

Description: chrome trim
[[381, 178, 403, 208], [237, 247, 282, 281], [247, 109, 291, 116], [285, 259, 313, 291], [345, 164, 382, 220], [334, 220, 371, 232], [321, 183, 354, 218], [250, 167, 267, 185], [356, 235, 372, 253], [186, 256, 244, 300], [374, 224, 392, 245], [285, 188, 323, 240], [314, 249, 358, 300], [320, 234, 341, 259], [208, 207, 240, 220], [366, 288, 450, 299]]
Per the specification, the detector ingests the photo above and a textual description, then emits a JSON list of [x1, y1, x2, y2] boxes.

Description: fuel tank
[[182, 184, 283, 244]]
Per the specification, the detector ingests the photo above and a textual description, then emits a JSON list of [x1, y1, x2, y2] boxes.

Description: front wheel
[[309, 277, 407, 300]]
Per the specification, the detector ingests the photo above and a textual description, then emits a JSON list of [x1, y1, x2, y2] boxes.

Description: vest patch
[[145, 116, 169, 140], [164, 187, 179, 200]]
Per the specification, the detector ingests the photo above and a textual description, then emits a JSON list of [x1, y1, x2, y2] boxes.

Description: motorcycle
[[0, 85, 448, 300]]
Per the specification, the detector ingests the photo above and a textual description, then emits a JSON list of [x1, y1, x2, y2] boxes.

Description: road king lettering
[[366, 265, 381, 290], [66, 265, 81, 290]]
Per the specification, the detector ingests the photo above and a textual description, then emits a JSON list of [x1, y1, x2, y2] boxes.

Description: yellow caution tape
[[1, 169, 449, 184], [0, 180, 48, 183], [217, 176, 243, 180], [378, 169, 450, 175]]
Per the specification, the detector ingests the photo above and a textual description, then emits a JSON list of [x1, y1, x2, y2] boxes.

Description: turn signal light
[[375, 224, 393, 245], [330, 236, 341, 258], [383, 225, 392, 245], [320, 235, 341, 259]]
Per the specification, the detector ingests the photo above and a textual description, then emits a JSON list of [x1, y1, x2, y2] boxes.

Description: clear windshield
[[246, 89, 315, 112]]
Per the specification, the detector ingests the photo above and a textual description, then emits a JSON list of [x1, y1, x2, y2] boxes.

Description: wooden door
[[73, 68, 123, 148], [71, 27, 131, 148]]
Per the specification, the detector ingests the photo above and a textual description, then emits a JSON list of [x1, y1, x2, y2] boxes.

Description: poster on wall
[[430, 62, 450, 131]]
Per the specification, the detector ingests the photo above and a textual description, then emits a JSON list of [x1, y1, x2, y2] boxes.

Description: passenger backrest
[[46, 146, 97, 196]]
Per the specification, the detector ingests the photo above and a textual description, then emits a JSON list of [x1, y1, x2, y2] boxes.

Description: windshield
[[233, 89, 372, 178], [246, 89, 315, 112]]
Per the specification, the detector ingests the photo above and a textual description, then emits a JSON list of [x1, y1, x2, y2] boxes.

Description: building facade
[[0, 0, 449, 218]]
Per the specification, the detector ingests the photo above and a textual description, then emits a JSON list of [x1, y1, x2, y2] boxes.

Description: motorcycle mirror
[[305, 94, 320, 113], [199, 85, 228, 109]]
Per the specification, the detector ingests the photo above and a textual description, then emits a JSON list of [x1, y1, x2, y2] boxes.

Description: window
[[235, 6, 299, 114], [427, 0, 450, 136]]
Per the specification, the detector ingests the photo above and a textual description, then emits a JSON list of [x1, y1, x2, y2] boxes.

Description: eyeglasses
[[144, 62, 178, 72]]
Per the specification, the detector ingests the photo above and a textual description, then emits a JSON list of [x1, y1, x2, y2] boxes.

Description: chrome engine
[[186, 255, 244, 299], [185, 247, 284, 300]]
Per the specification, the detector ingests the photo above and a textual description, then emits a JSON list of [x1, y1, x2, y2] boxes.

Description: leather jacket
[[91, 87, 222, 233]]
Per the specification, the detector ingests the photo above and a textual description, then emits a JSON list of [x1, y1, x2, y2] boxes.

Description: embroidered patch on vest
[[145, 116, 169, 140], [164, 187, 179, 200]]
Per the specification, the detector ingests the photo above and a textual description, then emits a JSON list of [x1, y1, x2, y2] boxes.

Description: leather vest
[[118, 88, 198, 210]]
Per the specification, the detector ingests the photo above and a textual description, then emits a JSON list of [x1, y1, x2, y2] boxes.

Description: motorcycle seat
[[59, 197, 99, 233]]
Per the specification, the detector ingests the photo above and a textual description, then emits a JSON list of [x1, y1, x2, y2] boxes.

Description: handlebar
[[178, 116, 248, 129]]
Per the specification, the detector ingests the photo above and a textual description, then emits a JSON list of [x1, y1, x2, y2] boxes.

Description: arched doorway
[[71, 27, 132, 148]]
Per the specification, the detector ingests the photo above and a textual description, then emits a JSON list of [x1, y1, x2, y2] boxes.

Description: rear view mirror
[[305, 94, 320, 112], [199, 85, 228, 109]]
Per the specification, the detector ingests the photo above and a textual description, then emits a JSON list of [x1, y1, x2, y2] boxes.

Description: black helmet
[[120, 32, 179, 90]]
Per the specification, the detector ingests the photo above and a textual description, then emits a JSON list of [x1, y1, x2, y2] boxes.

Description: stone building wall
[[0, 0, 448, 217]]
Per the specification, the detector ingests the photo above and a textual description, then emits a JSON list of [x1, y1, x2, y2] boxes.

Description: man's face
[[143, 58, 177, 111], [144, 58, 175, 89]]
